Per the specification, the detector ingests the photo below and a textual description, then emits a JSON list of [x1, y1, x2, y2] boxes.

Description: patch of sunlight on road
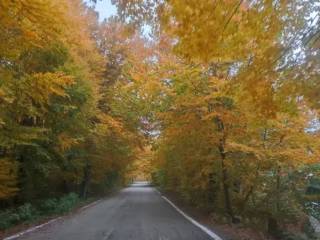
[[130, 181, 151, 187], [122, 181, 152, 192]]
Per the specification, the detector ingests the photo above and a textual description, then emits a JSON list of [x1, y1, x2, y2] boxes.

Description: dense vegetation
[[111, 0, 320, 238], [1, 0, 320, 238], [0, 0, 146, 211]]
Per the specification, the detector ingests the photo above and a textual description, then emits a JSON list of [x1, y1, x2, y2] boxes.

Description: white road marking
[[4, 191, 222, 240], [3, 217, 62, 240], [103, 229, 115, 240], [161, 194, 223, 240], [80, 199, 102, 211], [159, 236, 169, 240], [3, 199, 102, 240]]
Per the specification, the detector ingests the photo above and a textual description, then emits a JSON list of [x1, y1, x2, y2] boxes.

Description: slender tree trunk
[[241, 186, 254, 212], [218, 138, 235, 222], [214, 117, 236, 222], [62, 180, 69, 194], [276, 165, 281, 212], [80, 161, 91, 199]]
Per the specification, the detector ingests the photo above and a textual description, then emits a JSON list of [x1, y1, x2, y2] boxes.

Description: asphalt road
[[15, 182, 214, 240]]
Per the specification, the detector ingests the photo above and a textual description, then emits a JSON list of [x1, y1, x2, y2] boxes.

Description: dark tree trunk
[[276, 166, 281, 212], [80, 161, 91, 199], [268, 217, 281, 237], [218, 138, 235, 222]]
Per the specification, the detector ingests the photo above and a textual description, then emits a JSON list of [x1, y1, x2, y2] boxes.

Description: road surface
[[14, 182, 215, 240]]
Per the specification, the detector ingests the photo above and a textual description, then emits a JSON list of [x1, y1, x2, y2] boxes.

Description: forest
[[0, 0, 320, 239]]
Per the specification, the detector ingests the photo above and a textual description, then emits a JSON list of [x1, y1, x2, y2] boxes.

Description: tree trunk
[[80, 161, 91, 199], [276, 165, 281, 212], [218, 138, 235, 222]]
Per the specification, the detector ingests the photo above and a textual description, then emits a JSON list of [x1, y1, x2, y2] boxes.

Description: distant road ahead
[[15, 182, 216, 240]]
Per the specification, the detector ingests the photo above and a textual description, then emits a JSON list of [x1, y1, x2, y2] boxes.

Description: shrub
[[39, 198, 59, 215], [0, 203, 38, 230], [17, 203, 38, 221], [55, 193, 79, 214], [0, 210, 19, 229], [39, 193, 79, 215], [0, 193, 80, 230], [305, 202, 320, 220]]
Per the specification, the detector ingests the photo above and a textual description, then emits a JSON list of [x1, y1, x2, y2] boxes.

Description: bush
[[17, 203, 38, 221], [39, 193, 79, 214], [55, 193, 79, 214], [0, 193, 80, 230], [0, 203, 38, 230], [305, 202, 320, 220], [0, 210, 19, 229], [39, 198, 59, 215], [38, 192, 80, 215]]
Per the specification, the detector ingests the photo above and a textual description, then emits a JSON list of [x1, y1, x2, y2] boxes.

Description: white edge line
[[3, 217, 62, 240], [3, 199, 102, 240], [80, 199, 102, 211], [160, 194, 223, 240]]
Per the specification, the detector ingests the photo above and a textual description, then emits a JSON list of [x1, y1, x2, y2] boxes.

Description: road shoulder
[[158, 190, 272, 240]]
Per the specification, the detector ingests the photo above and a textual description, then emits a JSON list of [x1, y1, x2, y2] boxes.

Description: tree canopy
[[1, 0, 320, 237]]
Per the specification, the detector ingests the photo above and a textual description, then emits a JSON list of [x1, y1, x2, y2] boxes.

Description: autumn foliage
[[113, 0, 320, 236], [1, 0, 320, 238], [0, 0, 144, 205]]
